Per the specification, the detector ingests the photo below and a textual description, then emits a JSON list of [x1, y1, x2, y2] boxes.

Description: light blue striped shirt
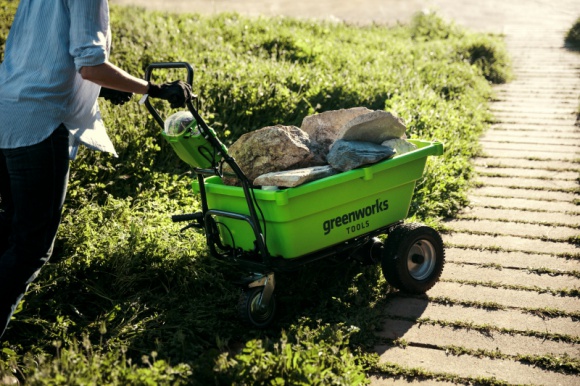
[[0, 0, 117, 156]]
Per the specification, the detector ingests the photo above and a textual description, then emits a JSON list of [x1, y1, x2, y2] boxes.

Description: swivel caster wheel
[[238, 286, 277, 328]]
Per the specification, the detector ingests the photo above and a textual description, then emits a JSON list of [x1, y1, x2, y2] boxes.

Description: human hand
[[147, 80, 192, 108], [99, 87, 133, 105]]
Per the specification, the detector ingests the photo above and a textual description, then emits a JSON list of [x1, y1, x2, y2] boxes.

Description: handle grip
[[172, 212, 203, 223], [143, 61, 230, 162], [143, 62, 194, 129]]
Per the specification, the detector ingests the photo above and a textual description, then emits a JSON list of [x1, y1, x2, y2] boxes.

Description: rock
[[301, 107, 372, 159], [338, 110, 406, 144], [222, 108, 408, 186], [253, 165, 337, 188], [327, 140, 396, 172], [382, 138, 417, 156], [223, 125, 323, 185]]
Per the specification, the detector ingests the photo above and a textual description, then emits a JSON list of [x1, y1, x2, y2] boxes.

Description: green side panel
[[162, 122, 222, 169], [193, 140, 443, 259]]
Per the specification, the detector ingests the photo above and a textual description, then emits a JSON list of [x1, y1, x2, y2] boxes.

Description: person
[[0, 0, 192, 341]]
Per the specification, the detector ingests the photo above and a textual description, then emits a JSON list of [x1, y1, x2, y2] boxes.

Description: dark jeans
[[0, 125, 70, 339]]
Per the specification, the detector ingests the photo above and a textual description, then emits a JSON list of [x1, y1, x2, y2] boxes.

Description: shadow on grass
[[4, 244, 392, 379]]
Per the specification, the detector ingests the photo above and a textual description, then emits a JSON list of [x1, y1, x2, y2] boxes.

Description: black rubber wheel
[[238, 286, 276, 328], [381, 223, 445, 294]]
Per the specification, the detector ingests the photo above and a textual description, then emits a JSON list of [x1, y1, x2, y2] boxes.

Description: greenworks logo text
[[322, 198, 389, 235]]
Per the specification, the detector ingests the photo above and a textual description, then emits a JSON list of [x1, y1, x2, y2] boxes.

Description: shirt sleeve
[[67, 0, 110, 72]]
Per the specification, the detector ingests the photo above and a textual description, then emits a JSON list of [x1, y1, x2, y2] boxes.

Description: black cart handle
[[171, 212, 203, 223], [143, 61, 229, 160], [143, 62, 194, 129]]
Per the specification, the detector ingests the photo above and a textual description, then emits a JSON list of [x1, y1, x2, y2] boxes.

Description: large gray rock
[[338, 110, 406, 144], [301, 107, 372, 159], [327, 140, 396, 172], [253, 165, 337, 188], [223, 125, 323, 186]]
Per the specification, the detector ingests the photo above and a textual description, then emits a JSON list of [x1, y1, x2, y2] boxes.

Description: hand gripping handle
[[143, 62, 194, 129]]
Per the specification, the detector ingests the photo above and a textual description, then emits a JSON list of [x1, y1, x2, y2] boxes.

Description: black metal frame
[[144, 63, 269, 260]]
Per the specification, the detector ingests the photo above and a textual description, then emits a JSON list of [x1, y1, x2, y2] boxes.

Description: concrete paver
[[473, 158, 580, 172], [480, 136, 580, 147], [475, 175, 578, 189], [442, 263, 580, 290], [428, 282, 580, 311], [373, 345, 579, 386], [457, 206, 580, 227], [445, 218, 578, 240], [384, 296, 580, 336], [480, 141, 579, 155], [378, 320, 580, 357], [467, 195, 580, 213], [471, 187, 577, 202], [480, 149, 579, 161], [369, 377, 457, 386], [445, 247, 580, 273], [445, 232, 579, 255], [475, 165, 579, 180]]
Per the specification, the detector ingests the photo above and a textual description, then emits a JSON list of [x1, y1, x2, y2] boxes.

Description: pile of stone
[[223, 107, 417, 188]]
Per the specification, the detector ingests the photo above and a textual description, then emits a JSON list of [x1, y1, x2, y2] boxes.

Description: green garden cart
[[144, 62, 446, 328]]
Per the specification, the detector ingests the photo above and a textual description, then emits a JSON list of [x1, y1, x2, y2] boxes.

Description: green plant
[[21, 338, 191, 386], [565, 16, 580, 48], [214, 323, 368, 385]]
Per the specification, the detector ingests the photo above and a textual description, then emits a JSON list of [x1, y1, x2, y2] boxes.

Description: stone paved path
[[112, 1, 580, 384], [371, 19, 580, 386]]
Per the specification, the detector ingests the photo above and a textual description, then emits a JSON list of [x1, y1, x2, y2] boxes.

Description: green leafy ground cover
[[0, 1, 511, 384]]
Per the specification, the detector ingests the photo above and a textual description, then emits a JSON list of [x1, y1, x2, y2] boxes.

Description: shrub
[[565, 16, 580, 48]]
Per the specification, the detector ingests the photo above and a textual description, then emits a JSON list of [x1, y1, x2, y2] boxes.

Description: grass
[[0, 2, 514, 384]]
